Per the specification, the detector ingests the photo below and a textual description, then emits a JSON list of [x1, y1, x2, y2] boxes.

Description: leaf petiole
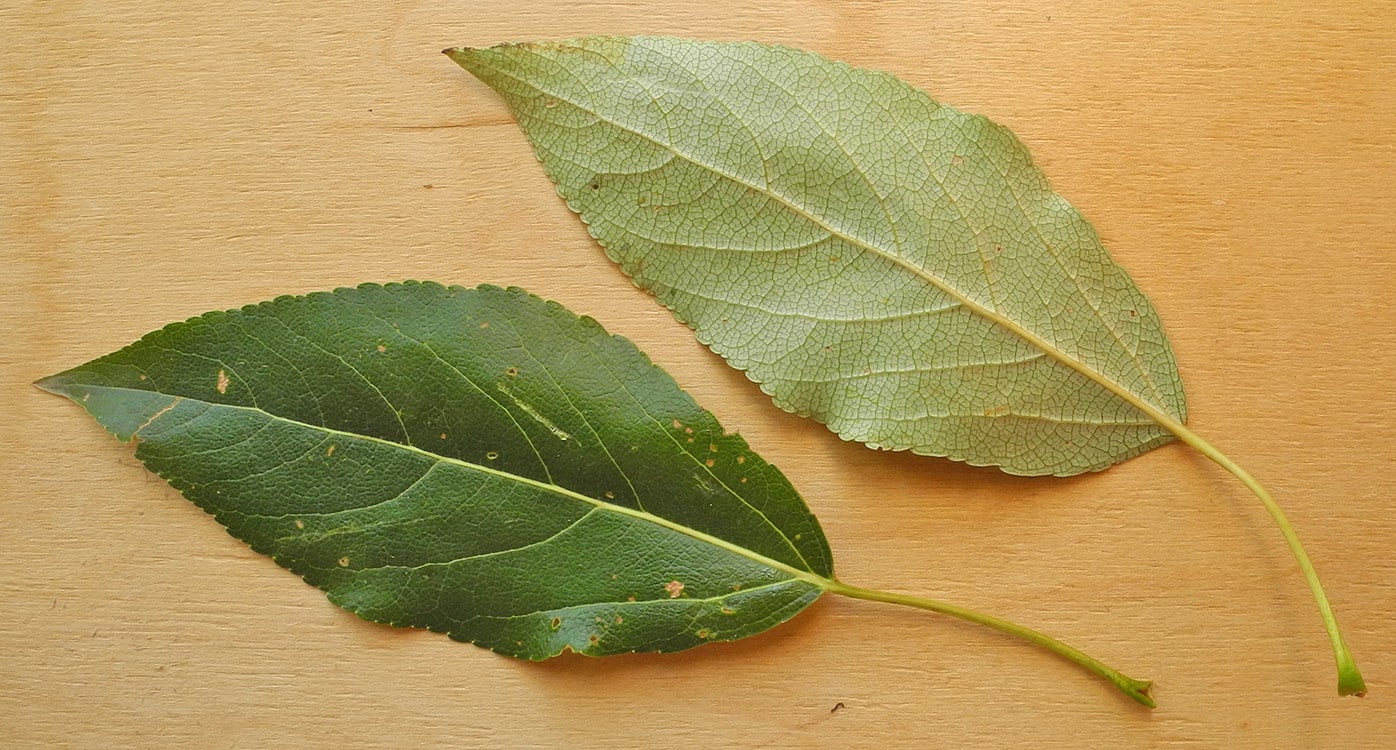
[[822, 579, 1156, 708], [1161, 422, 1366, 697]]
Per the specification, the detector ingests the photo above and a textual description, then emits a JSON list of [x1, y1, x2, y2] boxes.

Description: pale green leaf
[[446, 36, 1365, 696], [447, 37, 1186, 477]]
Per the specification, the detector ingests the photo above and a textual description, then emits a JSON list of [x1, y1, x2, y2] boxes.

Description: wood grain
[[4, 1, 1394, 747]]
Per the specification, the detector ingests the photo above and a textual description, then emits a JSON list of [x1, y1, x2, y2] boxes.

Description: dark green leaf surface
[[38, 282, 832, 658], [448, 37, 1188, 476]]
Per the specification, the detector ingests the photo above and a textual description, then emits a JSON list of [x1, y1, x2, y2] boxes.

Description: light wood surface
[[5, 2, 1394, 747]]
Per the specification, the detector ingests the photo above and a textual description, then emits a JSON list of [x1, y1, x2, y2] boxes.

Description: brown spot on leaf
[[337, 557, 350, 567], [506, 367, 518, 376], [376, 344, 386, 353], [615, 615, 623, 624], [326, 445, 335, 456], [671, 419, 683, 429], [664, 580, 684, 598], [549, 617, 561, 630], [705, 458, 715, 467]]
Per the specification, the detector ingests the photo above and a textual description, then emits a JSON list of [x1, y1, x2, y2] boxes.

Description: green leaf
[[40, 282, 1154, 705], [38, 282, 831, 657], [446, 37, 1364, 696], [446, 36, 1185, 478]]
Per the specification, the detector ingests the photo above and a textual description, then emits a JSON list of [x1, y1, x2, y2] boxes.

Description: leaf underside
[[39, 282, 833, 658], [449, 36, 1189, 476]]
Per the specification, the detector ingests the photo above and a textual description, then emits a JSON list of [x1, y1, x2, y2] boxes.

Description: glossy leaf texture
[[448, 37, 1188, 476], [38, 282, 833, 658]]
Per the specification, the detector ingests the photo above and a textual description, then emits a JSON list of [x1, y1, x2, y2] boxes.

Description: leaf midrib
[[90, 383, 829, 588], [470, 49, 1186, 438]]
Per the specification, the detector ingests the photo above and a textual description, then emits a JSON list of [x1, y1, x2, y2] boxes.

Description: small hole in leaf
[[485, 451, 499, 460], [550, 617, 561, 630]]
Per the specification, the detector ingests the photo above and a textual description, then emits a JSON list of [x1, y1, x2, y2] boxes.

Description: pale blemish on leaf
[[664, 580, 684, 598], [133, 396, 182, 437], [497, 382, 572, 441], [215, 369, 229, 395]]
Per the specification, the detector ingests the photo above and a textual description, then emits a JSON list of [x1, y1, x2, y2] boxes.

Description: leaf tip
[[442, 46, 476, 65], [33, 374, 68, 397]]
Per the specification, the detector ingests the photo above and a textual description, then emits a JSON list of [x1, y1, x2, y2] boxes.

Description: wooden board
[[4, 2, 1394, 747]]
